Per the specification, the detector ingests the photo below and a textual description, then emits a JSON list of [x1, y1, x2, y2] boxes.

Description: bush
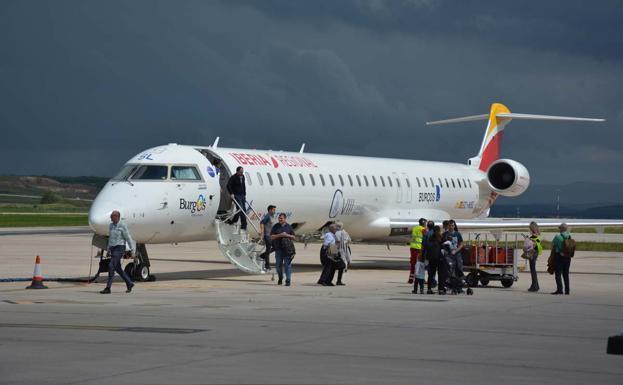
[[40, 191, 63, 204]]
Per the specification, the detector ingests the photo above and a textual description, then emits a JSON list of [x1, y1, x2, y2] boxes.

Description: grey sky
[[1, 0, 621, 184]]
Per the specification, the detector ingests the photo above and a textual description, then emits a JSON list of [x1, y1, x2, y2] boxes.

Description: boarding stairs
[[214, 200, 268, 274]]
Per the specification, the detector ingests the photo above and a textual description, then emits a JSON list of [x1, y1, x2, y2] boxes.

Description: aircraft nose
[[88, 194, 123, 235]]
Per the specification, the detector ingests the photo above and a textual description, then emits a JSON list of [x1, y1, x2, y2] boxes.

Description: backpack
[[281, 237, 296, 257], [562, 235, 576, 258]]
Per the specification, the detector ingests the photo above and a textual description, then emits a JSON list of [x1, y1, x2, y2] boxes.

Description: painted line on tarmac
[[0, 322, 208, 334]]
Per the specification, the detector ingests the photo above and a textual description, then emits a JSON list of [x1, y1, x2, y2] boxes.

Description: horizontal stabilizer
[[427, 112, 604, 125]]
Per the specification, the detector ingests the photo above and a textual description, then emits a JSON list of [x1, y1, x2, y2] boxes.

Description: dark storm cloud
[[1, 0, 622, 184], [232, 0, 623, 61]]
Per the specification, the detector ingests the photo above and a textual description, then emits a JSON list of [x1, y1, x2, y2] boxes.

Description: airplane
[[88, 102, 623, 279]]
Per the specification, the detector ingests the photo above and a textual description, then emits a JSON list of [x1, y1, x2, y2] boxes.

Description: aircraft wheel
[[501, 278, 514, 288], [479, 275, 490, 287], [136, 263, 150, 282]]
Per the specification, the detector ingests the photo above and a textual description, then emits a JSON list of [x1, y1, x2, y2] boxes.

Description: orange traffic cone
[[26, 255, 48, 289]]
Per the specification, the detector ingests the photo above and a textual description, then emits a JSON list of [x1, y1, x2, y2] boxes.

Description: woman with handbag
[[270, 213, 296, 286]]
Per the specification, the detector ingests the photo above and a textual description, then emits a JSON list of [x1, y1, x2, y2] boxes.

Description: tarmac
[[1, 229, 622, 385]]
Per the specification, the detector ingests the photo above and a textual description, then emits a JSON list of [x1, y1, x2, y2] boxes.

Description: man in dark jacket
[[226, 166, 247, 230]]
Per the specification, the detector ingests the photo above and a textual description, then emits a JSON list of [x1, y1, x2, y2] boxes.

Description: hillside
[[0, 175, 107, 201]]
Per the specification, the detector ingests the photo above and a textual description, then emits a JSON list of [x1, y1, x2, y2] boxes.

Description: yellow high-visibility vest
[[410, 225, 425, 249]]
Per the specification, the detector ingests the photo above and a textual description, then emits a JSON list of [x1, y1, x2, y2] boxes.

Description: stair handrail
[[229, 198, 261, 235]]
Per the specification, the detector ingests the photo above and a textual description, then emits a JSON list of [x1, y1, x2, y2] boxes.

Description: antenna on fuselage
[[212, 136, 220, 148], [299, 143, 305, 153]]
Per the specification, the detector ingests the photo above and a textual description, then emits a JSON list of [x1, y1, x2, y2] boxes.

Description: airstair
[[214, 200, 268, 274]]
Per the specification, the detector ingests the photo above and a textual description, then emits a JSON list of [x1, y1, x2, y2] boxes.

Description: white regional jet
[[88, 102, 623, 278]]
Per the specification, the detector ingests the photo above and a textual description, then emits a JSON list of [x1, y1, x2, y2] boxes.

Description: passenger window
[[356, 175, 361, 187], [289, 173, 295, 186], [438, 178, 442, 187], [277, 173, 284, 186], [451, 179, 456, 188], [299, 173, 305, 186], [244, 172, 252, 186], [338, 175, 344, 186], [257, 172, 263, 186], [132, 165, 168, 180], [319, 174, 326, 186], [429, 177, 434, 187], [329, 175, 335, 186], [395, 178, 400, 187], [347, 175, 353, 186], [387, 177, 392, 187], [379, 176, 385, 187], [363, 175, 369, 187], [463, 178, 468, 188], [416, 177, 421, 188], [405, 178, 410, 188], [371, 176, 377, 187], [468, 179, 472, 188], [267, 173, 273, 186], [445, 178, 450, 188], [309, 174, 316, 186], [423, 178, 428, 188]]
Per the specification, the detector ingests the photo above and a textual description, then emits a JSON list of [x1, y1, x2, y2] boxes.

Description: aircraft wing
[[389, 218, 623, 232]]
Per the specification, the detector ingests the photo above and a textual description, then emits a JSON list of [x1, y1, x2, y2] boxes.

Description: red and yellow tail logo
[[477, 103, 511, 171]]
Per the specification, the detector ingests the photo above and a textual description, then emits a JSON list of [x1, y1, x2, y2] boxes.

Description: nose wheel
[[123, 243, 153, 282], [124, 262, 150, 281]]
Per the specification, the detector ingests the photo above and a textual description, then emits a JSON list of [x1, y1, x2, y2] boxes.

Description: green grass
[[0, 214, 88, 227], [564, 226, 623, 234], [0, 201, 91, 213]]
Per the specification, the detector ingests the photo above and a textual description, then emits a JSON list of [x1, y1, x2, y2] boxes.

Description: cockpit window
[[112, 164, 138, 181], [131, 165, 168, 180], [171, 166, 201, 181]]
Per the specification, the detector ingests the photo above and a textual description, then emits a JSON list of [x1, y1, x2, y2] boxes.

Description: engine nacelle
[[486, 159, 530, 197]]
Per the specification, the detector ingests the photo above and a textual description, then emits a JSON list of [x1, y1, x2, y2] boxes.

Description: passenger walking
[[550, 223, 574, 295], [259, 205, 277, 270], [408, 218, 427, 283], [226, 166, 247, 230], [318, 224, 338, 286], [422, 220, 435, 286], [443, 220, 464, 276], [270, 213, 296, 286], [425, 226, 444, 294], [527, 221, 543, 292], [334, 221, 351, 286], [100, 210, 135, 294]]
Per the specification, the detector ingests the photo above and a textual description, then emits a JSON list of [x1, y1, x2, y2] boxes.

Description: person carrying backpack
[[526, 221, 543, 292], [551, 223, 575, 295]]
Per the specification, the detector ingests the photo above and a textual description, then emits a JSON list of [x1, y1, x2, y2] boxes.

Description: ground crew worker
[[408, 218, 427, 284]]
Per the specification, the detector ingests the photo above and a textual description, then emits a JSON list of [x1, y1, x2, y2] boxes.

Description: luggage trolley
[[462, 233, 526, 288]]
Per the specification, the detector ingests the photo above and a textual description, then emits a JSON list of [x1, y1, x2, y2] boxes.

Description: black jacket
[[227, 174, 246, 196]]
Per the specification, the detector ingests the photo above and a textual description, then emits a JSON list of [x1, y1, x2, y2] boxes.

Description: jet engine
[[486, 159, 530, 197]]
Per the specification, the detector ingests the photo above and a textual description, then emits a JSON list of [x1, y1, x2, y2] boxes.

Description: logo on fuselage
[[229, 152, 318, 169], [180, 194, 206, 214], [418, 185, 442, 203]]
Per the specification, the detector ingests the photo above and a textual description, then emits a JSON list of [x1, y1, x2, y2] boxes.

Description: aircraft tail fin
[[426, 103, 604, 172]]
